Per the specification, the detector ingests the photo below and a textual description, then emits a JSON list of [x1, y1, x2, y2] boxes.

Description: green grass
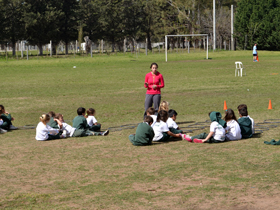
[[1, 50, 280, 209]]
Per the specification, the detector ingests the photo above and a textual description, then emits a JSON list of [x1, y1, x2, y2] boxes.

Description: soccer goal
[[165, 34, 209, 62]]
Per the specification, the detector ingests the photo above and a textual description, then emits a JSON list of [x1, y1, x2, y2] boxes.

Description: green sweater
[[133, 123, 155, 145], [238, 117, 252, 139], [47, 117, 59, 129], [0, 114, 12, 130], [72, 115, 89, 130]]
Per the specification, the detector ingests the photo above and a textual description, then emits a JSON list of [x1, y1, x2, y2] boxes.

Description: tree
[[2, 0, 25, 56], [23, 0, 61, 55], [98, 0, 124, 52], [235, 0, 280, 50], [0, 0, 5, 42], [57, 0, 79, 54]]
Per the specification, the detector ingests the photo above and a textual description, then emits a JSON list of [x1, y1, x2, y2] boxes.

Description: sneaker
[[181, 134, 192, 142], [102, 130, 109, 136], [9, 125, 18, 130], [193, 139, 203, 143], [0, 128, 7, 134]]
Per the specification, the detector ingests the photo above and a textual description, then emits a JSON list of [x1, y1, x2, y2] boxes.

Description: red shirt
[[144, 72, 164, 95]]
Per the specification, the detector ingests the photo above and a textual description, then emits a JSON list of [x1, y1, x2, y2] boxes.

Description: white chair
[[235, 61, 246, 77]]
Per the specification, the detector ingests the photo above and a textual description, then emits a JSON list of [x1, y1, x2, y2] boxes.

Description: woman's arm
[[144, 74, 149, 88], [157, 74, 165, 89]]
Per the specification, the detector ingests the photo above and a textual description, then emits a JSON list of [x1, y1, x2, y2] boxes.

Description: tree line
[[0, 0, 279, 56]]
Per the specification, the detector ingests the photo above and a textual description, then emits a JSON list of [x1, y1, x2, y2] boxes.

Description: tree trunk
[[111, 37, 115, 52], [52, 44, 56, 55], [12, 41, 16, 56], [38, 44, 43, 56], [65, 42, 68, 55], [147, 32, 152, 50]]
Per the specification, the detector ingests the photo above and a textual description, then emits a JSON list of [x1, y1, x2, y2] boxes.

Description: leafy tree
[[79, 0, 102, 42], [57, 0, 79, 54], [235, 0, 280, 50], [98, 0, 124, 52], [2, 0, 25, 55], [23, 0, 61, 55], [0, 0, 5, 42]]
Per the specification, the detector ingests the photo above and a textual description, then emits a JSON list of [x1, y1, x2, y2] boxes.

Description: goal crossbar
[[165, 34, 209, 62]]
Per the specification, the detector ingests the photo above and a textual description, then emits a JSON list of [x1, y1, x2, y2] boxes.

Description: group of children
[[129, 102, 255, 146], [35, 107, 109, 141], [0, 105, 18, 133], [0, 102, 256, 145]]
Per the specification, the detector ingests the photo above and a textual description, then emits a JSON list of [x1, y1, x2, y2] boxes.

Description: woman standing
[[144, 63, 165, 117]]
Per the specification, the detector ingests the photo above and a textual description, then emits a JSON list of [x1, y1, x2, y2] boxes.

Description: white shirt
[[35, 122, 59, 141], [152, 120, 169, 141], [225, 120, 242, 140], [87, 115, 97, 127], [247, 115, 255, 134], [150, 115, 157, 127], [0, 119, 3, 126], [167, 118, 178, 129], [61, 122, 76, 137], [210, 121, 225, 141]]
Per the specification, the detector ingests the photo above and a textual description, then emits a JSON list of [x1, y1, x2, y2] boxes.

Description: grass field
[[1, 50, 280, 209]]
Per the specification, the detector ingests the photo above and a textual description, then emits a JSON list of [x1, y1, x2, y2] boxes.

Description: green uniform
[[190, 112, 226, 143], [73, 115, 90, 130], [0, 114, 12, 130], [73, 115, 99, 136], [129, 122, 154, 146], [238, 117, 252, 139], [47, 117, 59, 129]]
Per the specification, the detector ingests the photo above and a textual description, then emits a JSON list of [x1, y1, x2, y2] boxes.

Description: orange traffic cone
[[256, 54, 259, 62], [223, 101, 227, 110], [268, 100, 272, 110]]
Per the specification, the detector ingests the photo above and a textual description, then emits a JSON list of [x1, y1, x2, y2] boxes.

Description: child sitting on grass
[[146, 107, 157, 127], [0, 117, 7, 133], [224, 109, 242, 141], [129, 116, 154, 146], [183, 111, 226, 143], [237, 104, 255, 134], [167, 109, 183, 134], [237, 108, 252, 139], [0, 104, 18, 131], [35, 114, 64, 141], [73, 107, 109, 136], [153, 110, 182, 142], [54, 113, 89, 137], [47, 111, 59, 129], [158, 101, 169, 113], [86, 108, 101, 131]]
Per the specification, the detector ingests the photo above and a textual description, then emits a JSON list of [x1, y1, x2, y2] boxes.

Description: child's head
[[54, 113, 64, 122], [156, 110, 168, 122], [158, 101, 169, 112], [77, 107, 86, 116], [87, 108, 95, 116], [168, 109, 178, 120], [239, 108, 248, 117], [146, 107, 155, 116], [48, 111, 56, 117], [144, 116, 154, 126], [40, 114, 50, 125], [224, 109, 237, 122], [0, 105, 5, 114], [237, 104, 247, 111]]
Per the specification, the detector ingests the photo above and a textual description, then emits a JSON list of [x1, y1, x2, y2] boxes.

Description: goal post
[[165, 34, 209, 62]]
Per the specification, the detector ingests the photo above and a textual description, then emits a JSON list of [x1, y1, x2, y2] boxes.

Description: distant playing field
[[1, 51, 280, 209]]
